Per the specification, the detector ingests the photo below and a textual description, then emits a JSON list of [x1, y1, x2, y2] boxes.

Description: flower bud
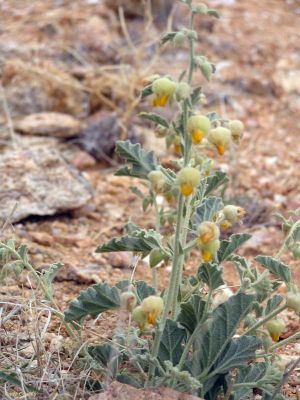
[[286, 292, 300, 313], [148, 170, 166, 193], [154, 125, 168, 138], [141, 295, 164, 325], [200, 239, 220, 262], [223, 205, 246, 224], [151, 77, 177, 107], [292, 244, 300, 260], [200, 61, 213, 81], [208, 127, 232, 155], [176, 82, 190, 101], [197, 221, 220, 245], [193, 3, 208, 13], [229, 120, 244, 143], [187, 115, 211, 144], [220, 219, 232, 231], [172, 135, 182, 155], [121, 291, 137, 312], [132, 305, 148, 330], [149, 248, 165, 268], [173, 31, 186, 47], [266, 318, 285, 342], [176, 167, 201, 197]]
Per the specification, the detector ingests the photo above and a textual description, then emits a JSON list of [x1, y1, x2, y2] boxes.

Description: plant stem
[[243, 303, 288, 336], [152, 196, 161, 290], [187, 12, 195, 84], [269, 330, 300, 351], [276, 220, 300, 260]]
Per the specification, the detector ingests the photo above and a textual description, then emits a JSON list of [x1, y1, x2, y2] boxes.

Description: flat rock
[[89, 382, 201, 400], [0, 147, 92, 223], [14, 112, 82, 138]]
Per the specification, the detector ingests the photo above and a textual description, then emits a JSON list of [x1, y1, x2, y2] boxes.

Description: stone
[[14, 112, 83, 138], [88, 381, 202, 400], [0, 147, 92, 223]]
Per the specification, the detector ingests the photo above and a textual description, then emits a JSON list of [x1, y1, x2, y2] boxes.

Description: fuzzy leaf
[[213, 336, 262, 375], [233, 363, 267, 399], [207, 9, 220, 18], [206, 111, 219, 122], [177, 294, 206, 334], [255, 256, 291, 284], [141, 84, 153, 99], [96, 229, 161, 254], [115, 140, 158, 179], [88, 343, 121, 378], [190, 293, 254, 377], [160, 31, 177, 45], [18, 244, 29, 263], [135, 280, 156, 303], [64, 282, 121, 322], [218, 234, 251, 263], [204, 171, 229, 196], [265, 295, 283, 315], [0, 371, 38, 393], [198, 262, 224, 290], [191, 86, 202, 105], [139, 112, 169, 128], [158, 320, 186, 366], [194, 197, 224, 226]]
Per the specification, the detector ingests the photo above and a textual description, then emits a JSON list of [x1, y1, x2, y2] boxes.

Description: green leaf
[[206, 111, 219, 122], [213, 336, 262, 375], [64, 282, 121, 322], [198, 262, 224, 290], [129, 186, 144, 199], [135, 280, 156, 303], [194, 197, 224, 226], [204, 171, 229, 196], [160, 31, 177, 45], [96, 229, 161, 254], [18, 244, 28, 263], [191, 86, 202, 105], [207, 9, 220, 18], [233, 363, 267, 400], [177, 294, 206, 334], [139, 112, 169, 129], [190, 293, 254, 378], [116, 373, 142, 388], [115, 140, 158, 179], [41, 262, 64, 298], [141, 84, 153, 99], [88, 343, 121, 378], [0, 371, 38, 393], [265, 295, 283, 315], [158, 320, 186, 366], [255, 256, 291, 284], [218, 234, 251, 263]]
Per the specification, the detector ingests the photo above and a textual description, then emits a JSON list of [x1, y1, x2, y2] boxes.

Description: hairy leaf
[[218, 234, 251, 263], [265, 295, 283, 315], [160, 31, 177, 45], [139, 112, 169, 128], [0, 371, 38, 393], [64, 282, 121, 322], [177, 294, 206, 333], [115, 140, 158, 179], [255, 256, 291, 284], [88, 343, 121, 378], [194, 197, 224, 226], [158, 320, 186, 366], [96, 229, 161, 254], [213, 336, 262, 375], [204, 171, 229, 196], [198, 263, 224, 290], [141, 84, 153, 99], [190, 293, 254, 378], [135, 281, 156, 303], [233, 363, 267, 400]]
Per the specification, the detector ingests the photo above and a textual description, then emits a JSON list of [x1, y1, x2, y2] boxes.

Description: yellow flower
[[132, 305, 148, 330], [229, 120, 244, 143], [141, 295, 164, 325], [208, 127, 231, 155], [148, 170, 166, 194], [223, 205, 246, 224], [176, 167, 201, 197], [121, 291, 137, 312], [187, 115, 211, 145], [197, 221, 220, 245], [201, 239, 220, 262], [151, 77, 177, 107], [266, 319, 285, 342]]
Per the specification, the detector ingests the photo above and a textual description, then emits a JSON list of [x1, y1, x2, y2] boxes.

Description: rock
[[14, 112, 82, 138], [29, 231, 54, 246], [0, 147, 92, 223], [108, 252, 133, 269], [88, 381, 201, 400], [70, 150, 97, 170]]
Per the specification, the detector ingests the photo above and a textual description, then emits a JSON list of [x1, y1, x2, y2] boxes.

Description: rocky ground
[[0, 0, 299, 398]]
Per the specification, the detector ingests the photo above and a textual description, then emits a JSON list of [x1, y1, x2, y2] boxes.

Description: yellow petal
[[200, 232, 214, 244], [174, 143, 181, 155], [191, 130, 204, 144], [147, 312, 157, 325], [220, 220, 232, 231], [270, 333, 280, 342], [217, 144, 226, 155], [202, 249, 213, 262], [180, 183, 193, 197]]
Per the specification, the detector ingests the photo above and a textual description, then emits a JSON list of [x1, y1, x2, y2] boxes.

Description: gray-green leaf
[[158, 320, 186, 366], [218, 234, 251, 263], [64, 282, 121, 322], [255, 256, 291, 284], [194, 197, 224, 226], [198, 263, 224, 290], [139, 112, 169, 129], [177, 294, 206, 334], [204, 171, 229, 196], [115, 140, 158, 179]]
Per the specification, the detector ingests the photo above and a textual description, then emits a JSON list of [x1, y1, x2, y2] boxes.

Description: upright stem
[[243, 303, 287, 336]]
